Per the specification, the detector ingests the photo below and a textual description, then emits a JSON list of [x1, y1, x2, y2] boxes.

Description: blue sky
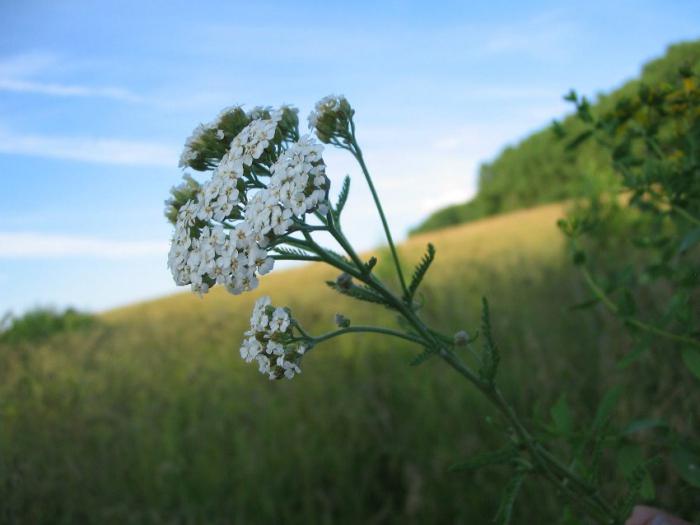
[[1, 0, 698, 314]]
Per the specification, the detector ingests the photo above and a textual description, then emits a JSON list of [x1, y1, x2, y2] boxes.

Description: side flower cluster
[[167, 107, 330, 296], [240, 296, 306, 380], [307, 95, 354, 144]]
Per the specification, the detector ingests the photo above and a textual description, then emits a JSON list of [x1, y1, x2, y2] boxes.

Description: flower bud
[[336, 272, 353, 290], [334, 313, 351, 328], [164, 174, 202, 224], [453, 330, 469, 346]]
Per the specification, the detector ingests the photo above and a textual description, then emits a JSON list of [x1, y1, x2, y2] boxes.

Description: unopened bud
[[453, 330, 469, 346], [335, 313, 351, 328], [336, 272, 353, 290]]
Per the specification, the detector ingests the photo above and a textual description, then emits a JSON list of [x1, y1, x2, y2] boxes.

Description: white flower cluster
[[240, 296, 306, 380], [168, 107, 330, 296]]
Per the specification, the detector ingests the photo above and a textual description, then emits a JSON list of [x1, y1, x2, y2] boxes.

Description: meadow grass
[[1, 203, 697, 524]]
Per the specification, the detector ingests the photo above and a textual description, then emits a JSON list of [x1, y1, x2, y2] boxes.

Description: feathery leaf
[[479, 298, 500, 385], [407, 243, 435, 301], [334, 175, 351, 217], [326, 281, 390, 307]]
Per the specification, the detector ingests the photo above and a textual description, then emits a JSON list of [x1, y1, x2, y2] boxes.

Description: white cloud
[[0, 128, 178, 167], [0, 233, 168, 259], [0, 53, 59, 78], [0, 52, 142, 102], [0, 78, 142, 102]]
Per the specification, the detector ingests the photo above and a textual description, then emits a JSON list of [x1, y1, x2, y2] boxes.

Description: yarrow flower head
[[166, 103, 331, 297], [308, 95, 354, 144], [240, 296, 307, 380]]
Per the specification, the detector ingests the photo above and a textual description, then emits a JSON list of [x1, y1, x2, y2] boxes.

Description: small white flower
[[269, 307, 290, 333], [240, 335, 263, 362], [229, 117, 278, 167]]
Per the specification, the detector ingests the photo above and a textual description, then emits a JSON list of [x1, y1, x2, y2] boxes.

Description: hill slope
[[411, 39, 700, 235], [2, 203, 698, 524]]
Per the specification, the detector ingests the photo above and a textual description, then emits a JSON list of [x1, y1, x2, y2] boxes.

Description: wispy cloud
[[0, 78, 142, 102], [0, 233, 168, 259], [0, 52, 59, 78], [0, 127, 178, 167], [0, 52, 142, 102]]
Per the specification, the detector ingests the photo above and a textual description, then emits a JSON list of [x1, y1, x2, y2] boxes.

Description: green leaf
[[618, 289, 637, 317], [617, 445, 655, 501], [566, 129, 593, 151], [591, 386, 622, 432], [550, 395, 573, 436], [478, 298, 500, 385], [334, 175, 351, 217], [616, 346, 649, 369], [678, 227, 700, 254], [272, 246, 314, 258], [325, 281, 389, 307], [682, 349, 700, 381], [406, 244, 435, 301], [494, 471, 526, 525], [671, 445, 700, 488], [622, 419, 668, 436], [568, 297, 600, 311], [448, 447, 516, 473], [409, 347, 438, 367]]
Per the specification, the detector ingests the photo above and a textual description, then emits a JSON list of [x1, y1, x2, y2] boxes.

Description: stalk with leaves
[[163, 94, 694, 524]]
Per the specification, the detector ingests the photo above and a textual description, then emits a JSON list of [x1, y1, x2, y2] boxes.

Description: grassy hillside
[[411, 39, 700, 235], [1, 204, 698, 524]]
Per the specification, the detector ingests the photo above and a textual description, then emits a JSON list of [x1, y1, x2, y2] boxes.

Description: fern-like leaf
[[448, 447, 516, 473], [494, 471, 526, 525], [334, 176, 351, 217], [479, 298, 500, 385], [406, 243, 435, 301], [272, 246, 314, 258], [409, 347, 438, 366], [326, 281, 389, 307]]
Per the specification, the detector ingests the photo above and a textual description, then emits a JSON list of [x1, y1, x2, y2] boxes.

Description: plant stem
[[278, 159, 621, 525], [673, 204, 700, 227], [312, 326, 427, 347], [272, 254, 322, 262], [348, 128, 409, 298], [355, 262, 620, 523], [581, 266, 700, 349]]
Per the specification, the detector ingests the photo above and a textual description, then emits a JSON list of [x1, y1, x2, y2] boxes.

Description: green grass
[[1, 204, 698, 524]]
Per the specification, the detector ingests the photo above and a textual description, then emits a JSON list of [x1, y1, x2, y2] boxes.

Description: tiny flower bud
[[335, 313, 351, 328], [454, 330, 469, 346], [336, 272, 353, 290]]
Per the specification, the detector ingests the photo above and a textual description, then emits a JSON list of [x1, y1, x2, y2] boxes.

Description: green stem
[[326, 221, 368, 275], [355, 269, 620, 523], [581, 266, 700, 349], [272, 254, 322, 263], [348, 129, 409, 298], [673, 204, 700, 227], [312, 326, 426, 347], [274, 187, 619, 524]]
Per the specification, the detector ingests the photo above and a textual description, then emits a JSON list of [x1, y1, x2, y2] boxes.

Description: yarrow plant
[[165, 94, 692, 524]]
